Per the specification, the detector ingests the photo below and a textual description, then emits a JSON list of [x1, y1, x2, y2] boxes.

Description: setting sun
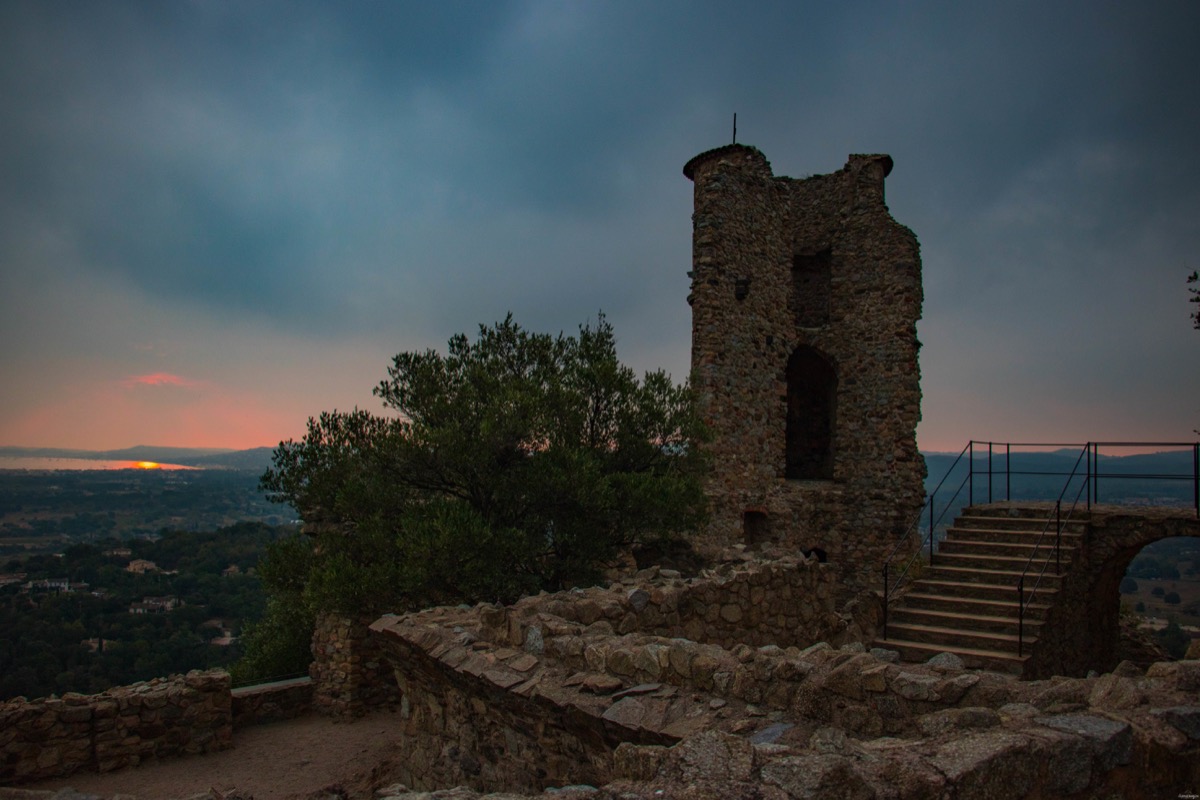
[[135, 461, 161, 470]]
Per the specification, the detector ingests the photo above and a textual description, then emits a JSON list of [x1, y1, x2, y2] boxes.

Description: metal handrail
[[881, 441, 971, 638], [882, 439, 1200, 643], [1014, 443, 1091, 656]]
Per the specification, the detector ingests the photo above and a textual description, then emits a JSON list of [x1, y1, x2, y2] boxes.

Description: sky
[[1, 0, 1197, 454]]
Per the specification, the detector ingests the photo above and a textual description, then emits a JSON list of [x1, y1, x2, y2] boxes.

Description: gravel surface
[[20, 711, 407, 800]]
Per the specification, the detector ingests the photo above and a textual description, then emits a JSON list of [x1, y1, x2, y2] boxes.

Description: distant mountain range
[[0, 445, 277, 471]]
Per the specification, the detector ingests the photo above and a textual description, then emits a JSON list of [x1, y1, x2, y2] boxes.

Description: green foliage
[[1164, 591, 1181, 605], [0, 523, 288, 699], [259, 314, 708, 617], [1189, 270, 1199, 330], [1155, 618, 1189, 659], [229, 533, 316, 685]]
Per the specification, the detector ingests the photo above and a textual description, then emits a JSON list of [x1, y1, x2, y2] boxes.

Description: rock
[[808, 726, 851, 754], [869, 647, 900, 664], [823, 654, 874, 700], [661, 730, 755, 784], [760, 753, 874, 799], [839, 641, 866, 653], [613, 742, 667, 781], [1087, 674, 1143, 710], [1110, 660, 1143, 678], [916, 707, 1000, 737], [612, 683, 662, 700], [626, 589, 650, 613], [891, 672, 940, 702], [936, 673, 979, 704], [523, 626, 544, 655], [1146, 660, 1200, 691], [925, 651, 965, 672], [861, 664, 889, 693], [1152, 706, 1200, 740], [601, 697, 650, 729], [929, 732, 1036, 800], [1035, 714, 1132, 770], [749, 722, 794, 744]]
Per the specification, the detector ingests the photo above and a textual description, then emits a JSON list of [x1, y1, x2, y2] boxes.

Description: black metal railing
[[881, 441, 972, 638], [881, 439, 1199, 642], [963, 440, 1198, 517], [1015, 443, 1091, 656]]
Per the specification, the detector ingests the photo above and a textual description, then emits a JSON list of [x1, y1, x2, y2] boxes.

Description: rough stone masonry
[[684, 145, 925, 594]]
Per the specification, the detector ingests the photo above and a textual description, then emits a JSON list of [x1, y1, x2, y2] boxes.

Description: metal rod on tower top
[[732, 113, 737, 144]]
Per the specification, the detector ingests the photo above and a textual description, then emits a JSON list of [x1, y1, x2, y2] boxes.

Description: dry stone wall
[[0, 670, 231, 784], [367, 549, 1200, 798], [310, 613, 401, 717], [684, 145, 925, 595]]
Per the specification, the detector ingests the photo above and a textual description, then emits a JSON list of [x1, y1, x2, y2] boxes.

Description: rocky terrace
[[368, 550, 1200, 797]]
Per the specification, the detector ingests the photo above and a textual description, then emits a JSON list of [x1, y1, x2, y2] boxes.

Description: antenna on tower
[[732, 113, 737, 144]]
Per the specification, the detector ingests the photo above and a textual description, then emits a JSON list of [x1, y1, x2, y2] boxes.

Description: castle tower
[[683, 145, 925, 593]]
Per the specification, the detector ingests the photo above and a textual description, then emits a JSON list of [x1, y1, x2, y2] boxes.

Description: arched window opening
[[786, 347, 836, 480]]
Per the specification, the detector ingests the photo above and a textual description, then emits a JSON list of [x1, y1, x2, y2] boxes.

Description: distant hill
[[0, 445, 276, 472]]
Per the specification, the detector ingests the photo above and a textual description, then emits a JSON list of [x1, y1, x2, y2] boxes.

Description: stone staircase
[[875, 505, 1088, 674]]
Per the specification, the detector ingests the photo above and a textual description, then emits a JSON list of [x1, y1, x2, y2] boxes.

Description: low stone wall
[[231, 676, 314, 729], [310, 613, 402, 717], [369, 548, 1200, 797], [495, 554, 845, 651], [0, 670, 232, 784]]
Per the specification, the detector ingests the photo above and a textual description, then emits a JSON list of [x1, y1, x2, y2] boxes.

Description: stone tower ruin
[[683, 144, 925, 592]]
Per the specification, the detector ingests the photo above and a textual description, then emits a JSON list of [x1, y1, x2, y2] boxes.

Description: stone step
[[901, 592, 1052, 620], [941, 527, 1083, 547], [951, 515, 1088, 533], [872, 637, 1028, 674], [907, 578, 1059, 603], [931, 552, 1072, 574], [882, 621, 1034, 654], [924, 565, 1064, 589], [889, 606, 1046, 636], [955, 510, 1089, 527], [938, 538, 1078, 559]]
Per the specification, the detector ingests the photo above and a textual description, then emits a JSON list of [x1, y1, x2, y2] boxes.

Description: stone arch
[[1030, 510, 1199, 677], [785, 346, 837, 480]]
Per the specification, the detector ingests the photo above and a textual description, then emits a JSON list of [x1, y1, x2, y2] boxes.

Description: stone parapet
[[231, 676, 314, 729], [367, 548, 1200, 797], [0, 670, 232, 784], [310, 613, 401, 717]]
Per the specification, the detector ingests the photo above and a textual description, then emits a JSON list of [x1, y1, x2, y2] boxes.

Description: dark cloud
[[1, 0, 1197, 448]]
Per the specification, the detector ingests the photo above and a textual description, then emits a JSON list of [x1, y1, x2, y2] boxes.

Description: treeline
[[0, 469, 294, 551], [0, 522, 290, 700]]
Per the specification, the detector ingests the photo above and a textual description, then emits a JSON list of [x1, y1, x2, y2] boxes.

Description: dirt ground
[[18, 711, 409, 800]]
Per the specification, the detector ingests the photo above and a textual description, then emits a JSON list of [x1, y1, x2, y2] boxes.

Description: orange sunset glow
[[135, 461, 161, 470]]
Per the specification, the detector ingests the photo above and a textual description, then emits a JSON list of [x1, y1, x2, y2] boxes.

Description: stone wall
[[371, 581, 1200, 798], [0, 670, 231, 784], [487, 552, 847, 651], [231, 676, 313, 729], [310, 613, 402, 717], [683, 145, 925, 596]]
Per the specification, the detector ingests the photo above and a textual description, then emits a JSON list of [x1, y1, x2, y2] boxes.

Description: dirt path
[[20, 711, 407, 800]]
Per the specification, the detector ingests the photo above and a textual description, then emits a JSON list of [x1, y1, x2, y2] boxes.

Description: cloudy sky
[[1, 0, 1197, 453]]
